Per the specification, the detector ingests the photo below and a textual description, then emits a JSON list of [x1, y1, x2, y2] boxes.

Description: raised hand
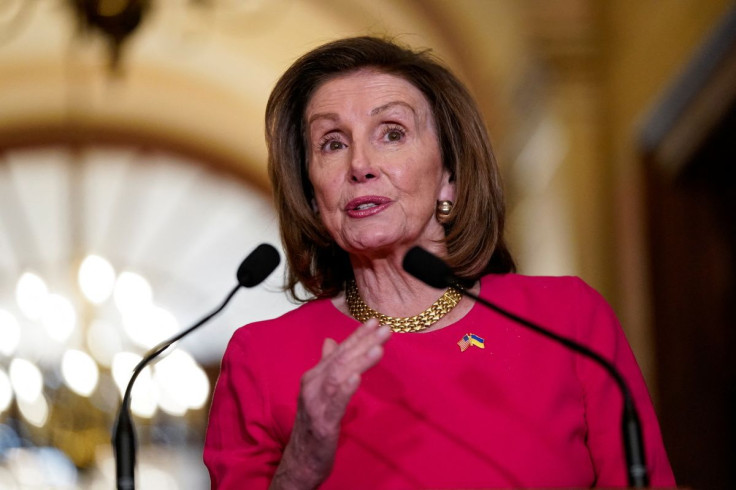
[[270, 319, 392, 490]]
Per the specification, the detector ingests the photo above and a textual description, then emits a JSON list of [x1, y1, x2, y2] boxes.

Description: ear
[[438, 168, 456, 202]]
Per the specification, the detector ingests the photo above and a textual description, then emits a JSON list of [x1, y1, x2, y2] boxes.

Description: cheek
[[309, 167, 341, 209], [395, 155, 443, 195]]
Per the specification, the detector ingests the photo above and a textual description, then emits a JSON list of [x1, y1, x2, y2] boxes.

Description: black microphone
[[113, 243, 280, 490], [402, 246, 649, 488]]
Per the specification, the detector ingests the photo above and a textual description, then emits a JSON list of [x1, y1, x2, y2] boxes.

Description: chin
[[343, 233, 403, 255]]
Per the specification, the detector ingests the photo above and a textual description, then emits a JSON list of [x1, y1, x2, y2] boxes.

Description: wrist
[[269, 440, 328, 490]]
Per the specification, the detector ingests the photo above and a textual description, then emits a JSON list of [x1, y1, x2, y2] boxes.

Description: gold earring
[[436, 200, 453, 222]]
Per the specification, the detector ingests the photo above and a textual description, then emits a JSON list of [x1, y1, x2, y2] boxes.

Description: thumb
[[321, 337, 338, 358]]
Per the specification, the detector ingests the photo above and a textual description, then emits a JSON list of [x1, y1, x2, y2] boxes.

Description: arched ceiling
[[0, 0, 532, 189]]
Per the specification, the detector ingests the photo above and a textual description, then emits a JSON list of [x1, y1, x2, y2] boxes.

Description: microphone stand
[[402, 247, 649, 487], [112, 243, 279, 489], [459, 288, 649, 488], [113, 284, 240, 490]]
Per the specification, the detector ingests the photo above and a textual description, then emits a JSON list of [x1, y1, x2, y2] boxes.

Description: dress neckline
[[320, 274, 505, 339]]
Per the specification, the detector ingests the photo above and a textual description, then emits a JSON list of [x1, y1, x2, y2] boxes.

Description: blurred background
[[0, 0, 734, 488]]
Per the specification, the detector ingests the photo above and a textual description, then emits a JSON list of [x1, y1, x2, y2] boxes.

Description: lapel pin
[[457, 333, 485, 352]]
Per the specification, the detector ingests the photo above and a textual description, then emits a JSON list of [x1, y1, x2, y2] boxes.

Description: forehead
[[305, 69, 431, 117]]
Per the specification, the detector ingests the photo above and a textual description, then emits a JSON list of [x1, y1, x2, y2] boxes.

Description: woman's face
[[305, 70, 454, 258]]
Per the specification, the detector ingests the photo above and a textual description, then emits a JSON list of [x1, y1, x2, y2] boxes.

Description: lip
[[344, 195, 392, 218]]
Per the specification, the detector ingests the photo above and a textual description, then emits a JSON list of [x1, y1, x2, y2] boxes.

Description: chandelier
[[0, 146, 290, 487]]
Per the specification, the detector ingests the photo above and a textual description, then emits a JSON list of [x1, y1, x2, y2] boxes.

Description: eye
[[318, 135, 347, 152], [382, 125, 405, 143]]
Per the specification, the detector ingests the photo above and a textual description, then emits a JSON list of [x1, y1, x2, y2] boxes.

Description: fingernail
[[377, 325, 392, 338]]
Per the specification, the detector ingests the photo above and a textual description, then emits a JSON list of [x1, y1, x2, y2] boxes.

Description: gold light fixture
[[69, 0, 152, 72]]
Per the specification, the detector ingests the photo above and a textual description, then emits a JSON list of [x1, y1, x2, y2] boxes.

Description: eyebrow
[[307, 101, 418, 127], [370, 100, 416, 117], [307, 112, 339, 126]]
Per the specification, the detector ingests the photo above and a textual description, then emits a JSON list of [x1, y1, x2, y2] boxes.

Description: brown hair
[[266, 36, 514, 300]]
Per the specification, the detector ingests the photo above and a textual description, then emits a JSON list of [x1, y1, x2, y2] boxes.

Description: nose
[[349, 143, 378, 183]]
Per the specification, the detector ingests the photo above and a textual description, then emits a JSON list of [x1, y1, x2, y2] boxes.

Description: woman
[[204, 37, 675, 488]]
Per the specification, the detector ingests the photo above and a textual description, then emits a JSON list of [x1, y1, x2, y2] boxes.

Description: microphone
[[113, 243, 280, 490], [402, 246, 649, 488], [237, 244, 282, 287]]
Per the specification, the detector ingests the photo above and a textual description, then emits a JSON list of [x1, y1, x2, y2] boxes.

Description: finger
[[337, 318, 381, 352], [324, 373, 361, 418], [321, 338, 338, 359], [333, 323, 391, 368], [309, 326, 388, 386], [305, 323, 391, 403], [339, 320, 390, 359], [324, 340, 386, 410], [317, 329, 389, 398], [299, 332, 389, 431], [358, 339, 389, 375], [317, 319, 384, 369]]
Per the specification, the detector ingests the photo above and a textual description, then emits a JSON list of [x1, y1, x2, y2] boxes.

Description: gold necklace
[[346, 279, 463, 333]]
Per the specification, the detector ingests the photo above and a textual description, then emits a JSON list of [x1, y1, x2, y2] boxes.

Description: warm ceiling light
[[122, 304, 178, 349], [15, 272, 49, 321], [112, 351, 157, 418], [114, 271, 153, 315], [78, 254, 116, 304], [40, 294, 77, 343], [9, 358, 43, 403], [0, 368, 13, 414], [17, 394, 49, 427], [112, 351, 141, 396], [86, 319, 122, 368], [154, 350, 210, 415], [61, 350, 99, 397], [130, 375, 158, 419], [0, 309, 21, 356]]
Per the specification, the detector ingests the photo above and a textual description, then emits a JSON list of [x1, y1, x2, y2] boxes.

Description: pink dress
[[204, 274, 675, 488]]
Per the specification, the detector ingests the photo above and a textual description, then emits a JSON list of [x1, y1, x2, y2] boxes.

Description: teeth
[[356, 203, 377, 210]]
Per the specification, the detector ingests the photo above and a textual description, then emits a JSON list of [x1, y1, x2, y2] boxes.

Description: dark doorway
[[641, 8, 736, 489]]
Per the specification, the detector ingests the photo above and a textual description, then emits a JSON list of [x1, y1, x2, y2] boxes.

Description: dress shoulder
[[481, 273, 608, 318], [485, 272, 596, 296], [230, 297, 332, 339]]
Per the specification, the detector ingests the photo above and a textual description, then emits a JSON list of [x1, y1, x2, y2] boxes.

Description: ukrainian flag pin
[[457, 333, 485, 352]]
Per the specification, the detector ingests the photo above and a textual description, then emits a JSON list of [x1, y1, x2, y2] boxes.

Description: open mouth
[[354, 203, 378, 210], [345, 196, 391, 216]]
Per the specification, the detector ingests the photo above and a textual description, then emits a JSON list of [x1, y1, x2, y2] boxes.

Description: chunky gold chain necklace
[[346, 279, 463, 333]]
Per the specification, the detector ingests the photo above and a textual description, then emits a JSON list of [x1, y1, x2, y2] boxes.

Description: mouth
[[345, 196, 391, 210], [355, 202, 379, 210], [345, 196, 392, 217]]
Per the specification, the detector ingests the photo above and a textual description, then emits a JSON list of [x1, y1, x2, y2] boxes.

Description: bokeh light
[[40, 294, 77, 342], [78, 254, 116, 304], [17, 394, 49, 427], [2, 447, 76, 487], [86, 319, 122, 368], [15, 272, 48, 321], [112, 352, 157, 418], [9, 358, 43, 403], [138, 464, 178, 490], [0, 368, 13, 414], [0, 309, 21, 356], [113, 271, 153, 314], [122, 305, 179, 349], [61, 349, 99, 397], [154, 350, 210, 415]]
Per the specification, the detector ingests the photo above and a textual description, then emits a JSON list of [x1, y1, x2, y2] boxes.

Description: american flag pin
[[457, 333, 485, 352]]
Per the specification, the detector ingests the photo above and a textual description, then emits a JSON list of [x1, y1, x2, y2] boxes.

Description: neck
[[350, 250, 445, 318], [333, 248, 480, 332], [347, 279, 463, 333]]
